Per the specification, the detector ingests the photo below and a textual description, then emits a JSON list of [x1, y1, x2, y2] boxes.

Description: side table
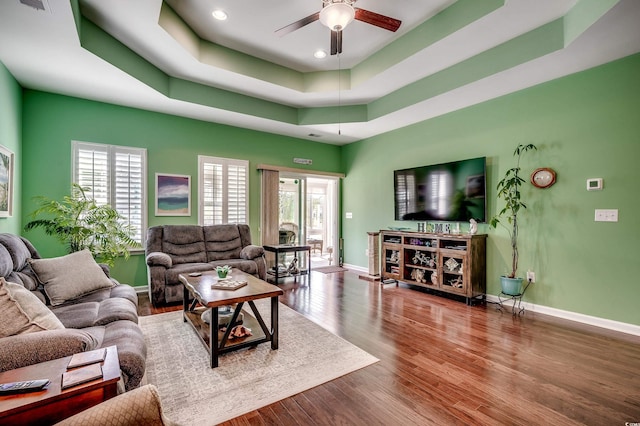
[[0, 345, 120, 425], [263, 244, 311, 283]]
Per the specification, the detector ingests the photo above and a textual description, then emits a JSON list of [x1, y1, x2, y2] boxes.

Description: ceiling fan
[[275, 0, 402, 55]]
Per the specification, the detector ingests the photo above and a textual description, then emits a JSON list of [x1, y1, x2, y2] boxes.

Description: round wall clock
[[530, 167, 556, 188]]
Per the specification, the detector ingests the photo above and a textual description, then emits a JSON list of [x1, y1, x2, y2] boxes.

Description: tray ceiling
[[0, 0, 639, 144]]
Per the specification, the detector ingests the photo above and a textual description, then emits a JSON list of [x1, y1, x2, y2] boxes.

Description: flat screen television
[[394, 157, 486, 222]]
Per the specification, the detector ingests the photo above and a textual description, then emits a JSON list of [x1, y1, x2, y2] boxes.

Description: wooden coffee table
[[0, 345, 120, 425], [179, 270, 284, 368]]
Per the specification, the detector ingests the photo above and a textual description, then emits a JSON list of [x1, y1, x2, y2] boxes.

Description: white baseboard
[[343, 263, 640, 336], [134, 285, 148, 294], [486, 294, 640, 337], [343, 263, 366, 273]]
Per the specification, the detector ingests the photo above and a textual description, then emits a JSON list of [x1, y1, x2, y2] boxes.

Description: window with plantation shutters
[[72, 141, 147, 246], [198, 155, 248, 225]]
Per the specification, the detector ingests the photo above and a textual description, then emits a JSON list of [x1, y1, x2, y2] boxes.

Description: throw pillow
[[0, 277, 65, 338], [29, 249, 114, 306]]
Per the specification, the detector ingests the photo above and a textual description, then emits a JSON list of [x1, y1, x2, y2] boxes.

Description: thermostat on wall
[[587, 178, 603, 191]]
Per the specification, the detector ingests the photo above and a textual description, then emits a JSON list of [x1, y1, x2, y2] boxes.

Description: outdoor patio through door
[[278, 174, 338, 270]]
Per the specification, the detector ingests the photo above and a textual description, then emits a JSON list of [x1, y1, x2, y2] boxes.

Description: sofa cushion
[[30, 249, 114, 306], [161, 225, 207, 265], [0, 235, 40, 291], [0, 277, 64, 338], [0, 328, 99, 373], [0, 244, 13, 277], [51, 284, 138, 308], [204, 224, 243, 261], [209, 259, 258, 276], [164, 263, 214, 285], [51, 297, 138, 328], [0, 234, 37, 273]]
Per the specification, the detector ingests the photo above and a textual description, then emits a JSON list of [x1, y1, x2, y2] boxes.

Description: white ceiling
[[0, 0, 639, 145]]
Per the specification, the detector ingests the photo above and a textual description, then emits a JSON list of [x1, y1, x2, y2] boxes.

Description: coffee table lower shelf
[[183, 303, 276, 368]]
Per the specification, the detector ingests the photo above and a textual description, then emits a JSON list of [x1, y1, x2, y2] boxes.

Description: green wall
[[20, 92, 341, 287], [7, 53, 640, 326], [0, 61, 22, 234], [341, 53, 640, 325]]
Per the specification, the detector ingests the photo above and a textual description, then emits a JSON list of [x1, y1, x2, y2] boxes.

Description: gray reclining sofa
[[0, 233, 147, 391], [145, 224, 266, 306]]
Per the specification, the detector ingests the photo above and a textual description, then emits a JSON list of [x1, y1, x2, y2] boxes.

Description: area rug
[[139, 300, 378, 425], [313, 265, 349, 273]]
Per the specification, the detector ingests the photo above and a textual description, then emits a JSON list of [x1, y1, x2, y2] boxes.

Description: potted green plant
[[24, 183, 140, 266], [216, 265, 232, 278], [490, 143, 537, 295]]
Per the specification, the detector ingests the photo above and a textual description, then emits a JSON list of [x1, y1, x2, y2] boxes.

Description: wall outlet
[[365, 249, 370, 256], [594, 209, 618, 222], [526, 270, 535, 283]]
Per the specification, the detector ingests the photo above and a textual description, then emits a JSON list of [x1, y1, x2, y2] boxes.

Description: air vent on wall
[[19, 0, 50, 12]]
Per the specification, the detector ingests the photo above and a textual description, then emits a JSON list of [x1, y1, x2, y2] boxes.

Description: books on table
[[211, 279, 247, 290]]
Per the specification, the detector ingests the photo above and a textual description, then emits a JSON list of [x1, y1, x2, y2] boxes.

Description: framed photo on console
[[0, 144, 14, 218], [155, 173, 191, 216]]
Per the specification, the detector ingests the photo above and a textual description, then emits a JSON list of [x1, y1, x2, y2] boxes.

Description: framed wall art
[[155, 173, 191, 216], [0, 144, 14, 218]]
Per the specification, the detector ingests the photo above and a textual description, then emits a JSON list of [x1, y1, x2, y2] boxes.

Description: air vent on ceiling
[[19, 0, 50, 12]]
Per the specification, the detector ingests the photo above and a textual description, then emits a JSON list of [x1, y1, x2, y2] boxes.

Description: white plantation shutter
[[227, 163, 247, 223], [114, 149, 145, 243], [76, 146, 109, 204], [72, 141, 147, 245], [199, 156, 248, 225]]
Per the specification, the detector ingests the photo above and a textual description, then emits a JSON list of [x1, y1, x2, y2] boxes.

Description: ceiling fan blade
[[330, 30, 338, 55], [354, 8, 401, 32], [275, 12, 320, 37]]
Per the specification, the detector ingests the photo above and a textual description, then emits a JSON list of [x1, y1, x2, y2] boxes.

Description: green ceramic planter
[[500, 276, 523, 296]]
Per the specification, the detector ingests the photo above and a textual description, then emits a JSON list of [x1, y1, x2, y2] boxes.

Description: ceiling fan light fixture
[[319, 2, 355, 31]]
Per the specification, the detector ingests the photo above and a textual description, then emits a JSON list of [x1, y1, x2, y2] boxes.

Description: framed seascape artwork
[[0, 144, 14, 218], [155, 173, 191, 216]]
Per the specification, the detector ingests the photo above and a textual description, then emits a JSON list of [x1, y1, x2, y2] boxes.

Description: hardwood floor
[[138, 271, 640, 425]]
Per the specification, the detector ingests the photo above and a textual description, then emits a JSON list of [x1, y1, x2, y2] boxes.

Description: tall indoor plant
[[24, 184, 140, 266], [490, 143, 537, 295]]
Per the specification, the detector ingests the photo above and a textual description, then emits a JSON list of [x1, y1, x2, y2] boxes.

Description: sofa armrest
[[55, 384, 175, 426], [98, 263, 111, 277], [146, 252, 172, 268], [0, 329, 99, 372], [240, 245, 265, 260]]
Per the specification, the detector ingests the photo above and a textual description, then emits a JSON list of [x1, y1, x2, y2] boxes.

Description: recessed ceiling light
[[212, 10, 228, 21], [314, 50, 327, 59]]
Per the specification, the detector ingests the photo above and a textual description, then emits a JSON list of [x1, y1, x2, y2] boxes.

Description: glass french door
[[278, 174, 338, 268]]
